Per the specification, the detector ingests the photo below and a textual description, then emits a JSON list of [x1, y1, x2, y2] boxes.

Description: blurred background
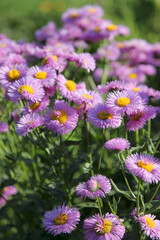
[[0, 0, 160, 42]]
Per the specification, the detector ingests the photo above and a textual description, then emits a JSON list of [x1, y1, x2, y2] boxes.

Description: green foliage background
[[0, 0, 160, 42]]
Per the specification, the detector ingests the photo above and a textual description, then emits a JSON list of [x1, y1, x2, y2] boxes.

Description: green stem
[[89, 152, 94, 176], [98, 146, 104, 171], [148, 119, 151, 140], [137, 180, 141, 215], [136, 130, 139, 148], [97, 197, 102, 217], [118, 154, 136, 199], [145, 182, 160, 211], [106, 196, 125, 226], [153, 139, 160, 156]]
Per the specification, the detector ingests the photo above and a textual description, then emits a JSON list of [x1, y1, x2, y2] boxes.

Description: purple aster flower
[[26, 66, 56, 87], [0, 185, 18, 207], [0, 122, 9, 132], [74, 53, 96, 72], [137, 214, 160, 240], [73, 89, 102, 107], [82, 5, 104, 18], [83, 213, 125, 240], [104, 138, 130, 152], [11, 109, 20, 122], [16, 113, 44, 136], [76, 175, 111, 199], [45, 85, 56, 97], [43, 54, 67, 73], [62, 8, 82, 24], [95, 44, 120, 61], [98, 81, 125, 95], [44, 100, 78, 135], [118, 67, 146, 84], [0, 64, 28, 88], [137, 64, 156, 76], [88, 103, 122, 129], [106, 90, 144, 115], [4, 53, 27, 66], [22, 96, 50, 114], [57, 74, 86, 101], [35, 21, 56, 41], [43, 204, 80, 236], [125, 153, 160, 184], [93, 68, 103, 83], [127, 106, 157, 131], [7, 76, 45, 103]]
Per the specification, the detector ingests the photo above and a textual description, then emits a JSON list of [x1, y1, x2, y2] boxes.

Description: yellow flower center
[[35, 71, 47, 79], [42, 57, 48, 65], [8, 69, 20, 82], [1, 43, 6, 48], [27, 121, 34, 125], [107, 24, 117, 31], [65, 80, 76, 91], [133, 87, 140, 92], [70, 12, 78, 18], [128, 73, 137, 79], [116, 97, 130, 107], [82, 94, 93, 100], [117, 43, 124, 48], [94, 27, 100, 32], [131, 112, 144, 121], [102, 219, 112, 233], [18, 85, 34, 94], [145, 217, 155, 228], [98, 111, 113, 120], [2, 187, 8, 193], [30, 102, 40, 110], [51, 55, 58, 62], [51, 110, 68, 124], [89, 8, 96, 13], [54, 213, 68, 225], [137, 161, 153, 172]]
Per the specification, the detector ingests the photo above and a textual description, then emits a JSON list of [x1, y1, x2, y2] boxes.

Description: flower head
[[87, 103, 122, 129], [137, 214, 160, 240], [76, 174, 111, 199], [106, 90, 144, 115], [44, 100, 78, 135], [104, 138, 130, 152], [17, 113, 44, 136], [125, 153, 160, 184], [0, 185, 18, 207], [83, 213, 125, 240], [7, 77, 45, 102], [43, 204, 80, 235], [0, 122, 9, 132]]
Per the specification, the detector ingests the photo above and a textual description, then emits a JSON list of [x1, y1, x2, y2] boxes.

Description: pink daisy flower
[[75, 53, 96, 72], [57, 74, 86, 101], [43, 54, 67, 73], [0, 64, 28, 88], [7, 77, 45, 102], [125, 153, 160, 184], [98, 81, 125, 95], [22, 96, 50, 114], [26, 65, 56, 87], [73, 89, 102, 107], [104, 138, 130, 152], [88, 103, 122, 129], [0, 185, 18, 207], [137, 214, 160, 240], [16, 113, 44, 136], [106, 90, 144, 115], [76, 174, 111, 199], [43, 204, 80, 236], [83, 213, 125, 240], [127, 106, 157, 131], [44, 100, 78, 135], [0, 122, 9, 132]]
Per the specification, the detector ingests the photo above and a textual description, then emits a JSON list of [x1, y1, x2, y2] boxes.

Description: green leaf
[[110, 179, 135, 201], [76, 202, 98, 209]]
